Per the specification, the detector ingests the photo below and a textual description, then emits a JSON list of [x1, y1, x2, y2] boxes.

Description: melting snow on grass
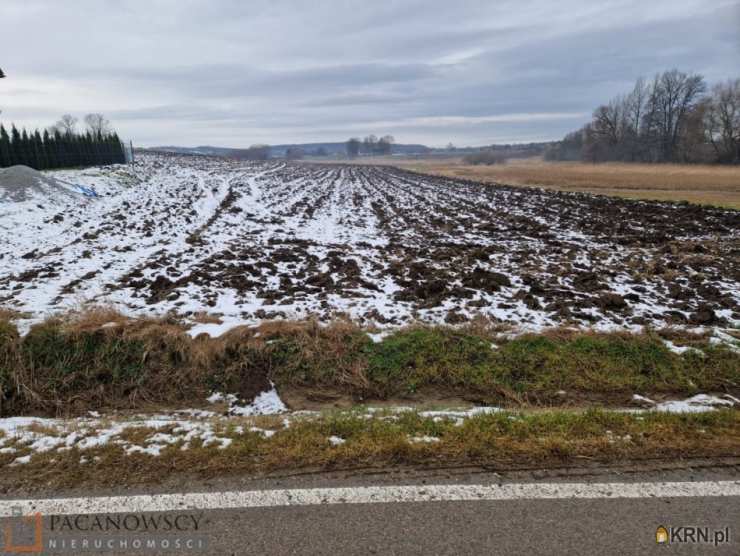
[[631, 393, 737, 413], [0, 394, 736, 466], [0, 386, 288, 466], [207, 383, 287, 416], [0, 415, 250, 466], [408, 435, 440, 444], [661, 339, 701, 355]]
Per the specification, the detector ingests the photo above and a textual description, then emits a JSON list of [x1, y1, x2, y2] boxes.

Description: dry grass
[[58, 305, 133, 332], [192, 311, 223, 325], [0, 308, 28, 321], [351, 156, 740, 209]]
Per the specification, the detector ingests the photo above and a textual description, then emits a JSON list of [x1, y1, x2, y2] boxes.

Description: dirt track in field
[[1, 154, 738, 330]]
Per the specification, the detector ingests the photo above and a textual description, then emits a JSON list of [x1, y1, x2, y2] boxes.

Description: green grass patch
[[364, 328, 494, 394], [487, 332, 692, 393], [5, 315, 200, 414], [23, 321, 147, 389], [361, 328, 738, 397], [264, 325, 371, 387]]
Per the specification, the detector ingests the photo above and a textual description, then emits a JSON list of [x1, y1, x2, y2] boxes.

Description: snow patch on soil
[[1, 154, 737, 336]]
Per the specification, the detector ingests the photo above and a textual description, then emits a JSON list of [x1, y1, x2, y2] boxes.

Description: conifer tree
[[0, 116, 127, 169], [43, 129, 56, 168], [0, 125, 11, 167], [33, 130, 47, 170], [53, 129, 63, 168], [21, 129, 33, 167], [10, 126, 21, 166]]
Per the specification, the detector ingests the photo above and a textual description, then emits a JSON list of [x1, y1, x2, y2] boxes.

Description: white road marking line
[[1, 481, 738, 516]]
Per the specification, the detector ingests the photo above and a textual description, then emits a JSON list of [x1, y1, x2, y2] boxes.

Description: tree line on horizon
[[546, 70, 740, 164], [0, 113, 126, 171], [346, 134, 395, 158]]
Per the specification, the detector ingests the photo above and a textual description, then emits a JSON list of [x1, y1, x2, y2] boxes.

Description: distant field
[[346, 156, 740, 209]]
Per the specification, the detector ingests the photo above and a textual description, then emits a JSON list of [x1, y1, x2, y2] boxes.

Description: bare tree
[[378, 135, 395, 155], [704, 79, 740, 163], [53, 114, 78, 136], [285, 146, 304, 160], [677, 100, 712, 162], [621, 77, 649, 160], [362, 134, 378, 154], [233, 144, 270, 161], [552, 70, 739, 164], [587, 95, 635, 161], [625, 77, 649, 133], [84, 113, 111, 137], [346, 138, 361, 158], [592, 101, 623, 146], [643, 69, 706, 161]]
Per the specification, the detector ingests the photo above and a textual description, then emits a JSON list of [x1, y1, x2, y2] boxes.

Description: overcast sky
[[1, 0, 738, 147]]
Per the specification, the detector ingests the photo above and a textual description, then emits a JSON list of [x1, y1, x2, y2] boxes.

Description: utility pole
[[130, 140, 135, 166]]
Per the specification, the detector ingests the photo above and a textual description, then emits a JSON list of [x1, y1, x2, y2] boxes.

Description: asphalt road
[[2, 465, 738, 555], [196, 495, 735, 555]]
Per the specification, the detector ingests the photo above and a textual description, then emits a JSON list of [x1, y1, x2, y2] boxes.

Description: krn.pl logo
[[656, 525, 669, 544]]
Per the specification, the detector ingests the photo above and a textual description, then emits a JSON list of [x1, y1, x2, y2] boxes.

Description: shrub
[[463, 150, 508, 165]]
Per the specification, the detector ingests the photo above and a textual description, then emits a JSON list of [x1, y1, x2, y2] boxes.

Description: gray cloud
[[120, 62, 441, 97], [0, 0, 738, 147]]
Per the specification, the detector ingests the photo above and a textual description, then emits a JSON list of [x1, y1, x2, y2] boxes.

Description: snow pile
[[632, 393, 737, 413], [653, 394, 736, 413], [207, 383, 287, 416], [328, 436, 346, 446], [0, 165, 76, 204]]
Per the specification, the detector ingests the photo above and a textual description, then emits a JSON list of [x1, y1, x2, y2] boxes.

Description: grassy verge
[[1, 409, 737, 490], [0, 309, 737, 416]]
